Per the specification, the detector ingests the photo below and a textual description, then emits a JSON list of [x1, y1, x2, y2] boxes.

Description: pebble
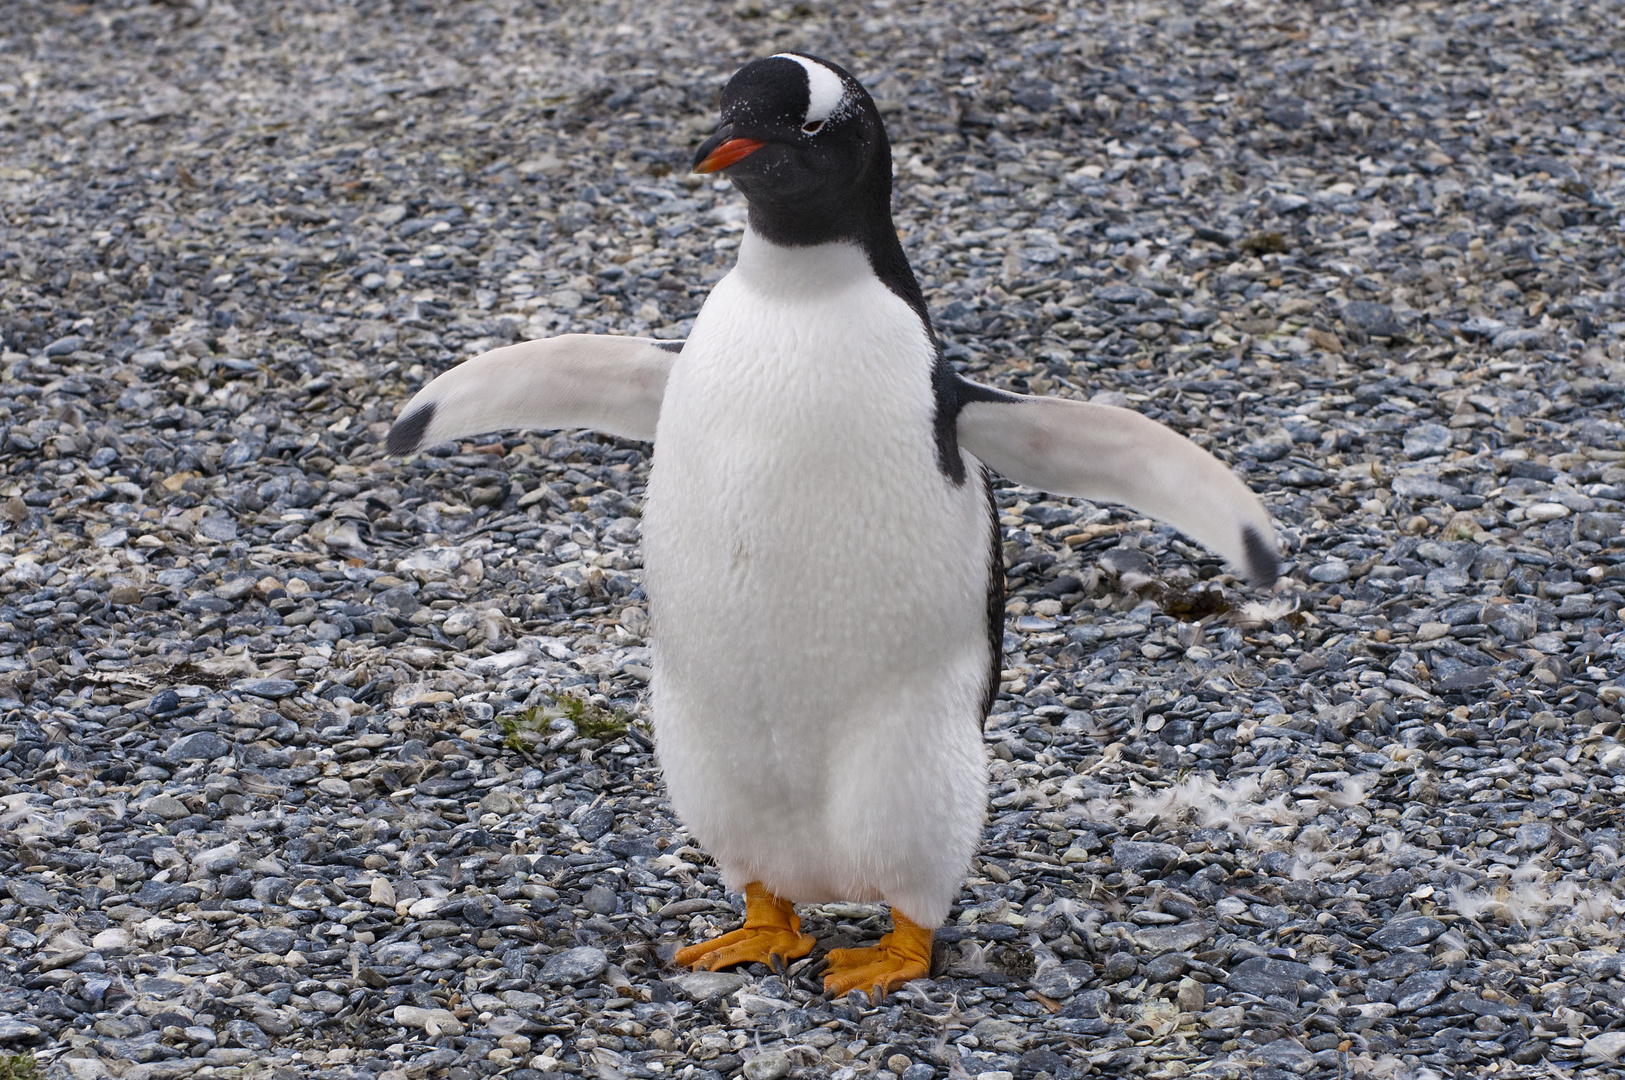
[[539, 946, 608, 984], [165, 731, 232, 761], [392, 1005, 465, 1038], [1369, 916, 1446, 950], [1402, 423, 1454, 459], [0, 1017, 42, 1042], [743, 1051, 794, 1080], [1227, 957, 1322, 1001]]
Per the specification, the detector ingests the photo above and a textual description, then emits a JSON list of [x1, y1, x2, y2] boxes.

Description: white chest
[[642, 233, 988, 661]]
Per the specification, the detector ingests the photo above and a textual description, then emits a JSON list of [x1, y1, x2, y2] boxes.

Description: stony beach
[[1, 1, 1623, 1078]]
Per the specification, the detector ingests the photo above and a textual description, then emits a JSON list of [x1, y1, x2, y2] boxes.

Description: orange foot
[[822, 909, 933, 999], [673, 881, 815, 972]]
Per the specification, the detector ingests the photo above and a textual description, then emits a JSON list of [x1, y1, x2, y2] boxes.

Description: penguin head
[[693, 53, 892, 247]]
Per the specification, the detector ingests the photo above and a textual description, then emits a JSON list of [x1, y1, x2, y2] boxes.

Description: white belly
[[642, 235, 992, 926]]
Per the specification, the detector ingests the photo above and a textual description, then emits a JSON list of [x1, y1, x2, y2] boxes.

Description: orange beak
[[693, 137, 766, 174]]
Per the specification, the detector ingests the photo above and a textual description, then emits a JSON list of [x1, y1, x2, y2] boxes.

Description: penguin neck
[[737, 172, 931, 332], [735, 229, 872, 298]]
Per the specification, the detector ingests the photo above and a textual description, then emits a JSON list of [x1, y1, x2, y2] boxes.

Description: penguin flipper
[[957, 393, 1280, 588], [386, 335, 679, 454]]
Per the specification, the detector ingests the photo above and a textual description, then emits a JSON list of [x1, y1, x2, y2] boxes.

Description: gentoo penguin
[[388, 53, 1279, 999]]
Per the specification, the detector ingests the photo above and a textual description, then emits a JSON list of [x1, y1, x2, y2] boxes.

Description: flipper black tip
[[1242, 525, 1279, 588], [387, 403, 435, 456], [653, 339, 685, 354]]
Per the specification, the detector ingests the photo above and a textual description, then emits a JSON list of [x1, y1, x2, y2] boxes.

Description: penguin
[[387, 52, 1279, 999]]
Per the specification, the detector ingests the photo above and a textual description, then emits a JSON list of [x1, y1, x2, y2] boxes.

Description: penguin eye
[[801, 119, 825, 135]]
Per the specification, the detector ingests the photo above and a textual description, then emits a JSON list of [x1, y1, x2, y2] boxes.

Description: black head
[[693, 53, 894, 251]]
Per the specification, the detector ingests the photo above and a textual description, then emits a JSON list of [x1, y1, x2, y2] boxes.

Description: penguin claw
[[672, 882, 814, 973], [675, 927, 815, 972], [820, 911, 933, 999]]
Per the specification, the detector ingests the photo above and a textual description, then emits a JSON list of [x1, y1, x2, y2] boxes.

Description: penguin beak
[[693, 124, 766, 174]]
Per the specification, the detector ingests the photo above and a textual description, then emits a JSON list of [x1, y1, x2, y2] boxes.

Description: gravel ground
[[2, 1, 1624, 1078]]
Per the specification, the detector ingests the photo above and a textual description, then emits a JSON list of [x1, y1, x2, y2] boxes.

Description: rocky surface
[[1, 1, 1623, 1079]]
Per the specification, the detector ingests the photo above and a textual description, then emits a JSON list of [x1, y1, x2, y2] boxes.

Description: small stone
[[5, 877, 57, 911], [222, 1020, 271, 1050], [479, 790, 522, 815], [1525, 502, 1570, 522], [1103, 951, 1138, 980], [1145, 952, 1190, 982], [0, 1016, 43, 1042], [44, 334, 85, 356], [134, 880, 201, 910], [233, 678, 299, 699], [1342, 301, 1404, 337], [1513, 822, 1553, 851], [540, 946, 607, 984], [1227, 957, 1318, 1000], [582, 884, 619, 914], [1483, 604, 1536, 641], [1094, 283, 1155, 305], [1112, 840, 1183, 873], [1132, 922, 1211, 953], [1177, 977, 1206, 1013], [676, 970, 749, 1001], [1309, 561, 1350, 583], [1031, 961, 1089, 999], [1402, 423, 1453, 459], [287, 883, 329, 909], [196, 516, 238, 542], [1492, 327, 1545, 351], [577, 806, 615, 842], [1369, 916, 1445, 949], [166, 731, 232, 761], [1394, 968, 1450, 1011], [393, 1005, 465, 1037], [1246, 433, 1294, 461], [194, 843, 240, 875], [1584, 1031, 1625, 1062], [143, 795, 191, 820], [238, 928, 295, 954], [1255, 1038, 1314, 1070], [743, 1051, 793, 1080]]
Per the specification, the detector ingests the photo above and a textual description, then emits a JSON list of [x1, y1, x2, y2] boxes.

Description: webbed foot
[[821, 909, 932, 999], [673, 882, 815, 972]]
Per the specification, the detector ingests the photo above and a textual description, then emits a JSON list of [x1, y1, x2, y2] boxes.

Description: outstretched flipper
[[387, 335, 680, 454], [957, 392, 1280, 587]]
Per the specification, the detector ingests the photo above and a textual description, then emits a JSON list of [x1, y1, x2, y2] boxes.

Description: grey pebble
[[1031, 960, 1090, 999], [231, 678, 300, 699], [1369, 917, 1446, 950], [165, 730, 232, 761], [1227, 956, 1323, 1001], [1112, 840, 1184, 873], [1402, 423, 1454, 459], [0, 1017, 42, 1043], [540, 946, 608, 984], [1394, 969, 1452, 1012]]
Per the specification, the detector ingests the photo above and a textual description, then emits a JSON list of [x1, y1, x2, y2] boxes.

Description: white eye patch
[[772, 52, 847, 125]]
